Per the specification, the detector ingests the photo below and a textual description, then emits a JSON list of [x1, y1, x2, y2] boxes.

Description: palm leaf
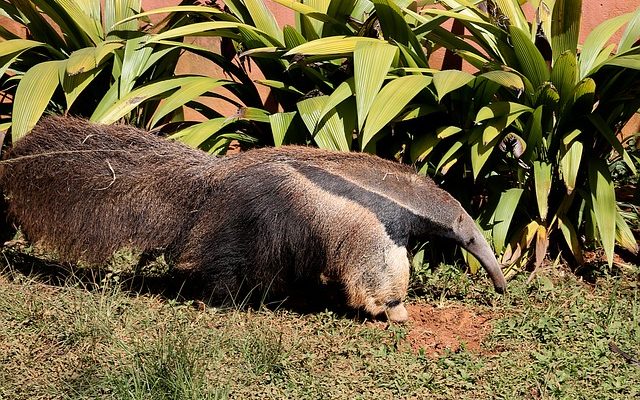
[[492, 188, 524, 254], [550, 50, 578, 104], [436, 140, 463, 174], [588, 114, 636, 174], [149, 78, 228, 128], [297, 96, 352, 151], [509, 25, 550, 90], [618, 7, 640, 53], [492, 0, 529, 32], [353, 40, 398, 131], [269, 111, 298, 146], [533, 160, 552, 221], [34, 0, 103, 45], [588, 160, 616, 267], [285, 36, 381, 56], [361, 75, 431, 148], [113, 5, 232, 28], [243, 0, 284, 44], [557, 215, 584, 264], [317, 78, 355, 129], [410, 133, 439, 162], [551, 0, 582, 61], [470, 127, 501, 179], [559, 130, 583, 194], [615, 211, 639, 254], [11, 60, 64, 141], [170, 118, 230, 149], [105, 0, 142, 32], [148, 22, 274, 46], [91, 76, 216, 124], [0, 39, 47, 77], [475, 102, 533, 123], [478, 70, 525, 92], [432, 70, 474, 101], [579, 12, 634, 78]]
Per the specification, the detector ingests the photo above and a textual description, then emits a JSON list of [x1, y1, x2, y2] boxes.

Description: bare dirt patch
[[405, 303, 495, 357]]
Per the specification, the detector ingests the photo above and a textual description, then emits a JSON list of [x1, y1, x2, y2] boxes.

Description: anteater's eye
[[386, 299, 401, 308]]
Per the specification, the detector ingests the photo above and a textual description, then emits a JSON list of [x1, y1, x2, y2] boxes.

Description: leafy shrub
[[2, 0, 639, 273], [0, 0, 266, 152], [417, 0, 640, 273], [147, 0, 640, 272]]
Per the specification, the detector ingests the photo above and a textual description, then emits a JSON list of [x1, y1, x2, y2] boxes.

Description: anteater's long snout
[[456, 214, 507, 293]]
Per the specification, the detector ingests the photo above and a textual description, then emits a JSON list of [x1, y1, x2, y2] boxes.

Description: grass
[[0, 249, 639, 399]]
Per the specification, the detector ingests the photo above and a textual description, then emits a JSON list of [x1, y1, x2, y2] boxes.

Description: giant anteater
[[0, 117, 506, 322]]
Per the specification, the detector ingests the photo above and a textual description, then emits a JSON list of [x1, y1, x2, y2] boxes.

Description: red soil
[[405, 303, 495, 357]]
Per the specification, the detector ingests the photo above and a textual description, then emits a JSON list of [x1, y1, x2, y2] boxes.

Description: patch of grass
[[1, 249, 639, 399]]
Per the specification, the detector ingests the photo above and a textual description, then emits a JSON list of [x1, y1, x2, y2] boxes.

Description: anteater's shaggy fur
[[0, 117, 506, 321]]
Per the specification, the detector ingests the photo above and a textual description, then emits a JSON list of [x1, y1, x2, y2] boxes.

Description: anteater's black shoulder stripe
[[291, 161, 415, 247]]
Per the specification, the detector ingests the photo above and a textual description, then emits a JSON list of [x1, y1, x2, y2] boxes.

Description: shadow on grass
[[0, 247, 363, 320]]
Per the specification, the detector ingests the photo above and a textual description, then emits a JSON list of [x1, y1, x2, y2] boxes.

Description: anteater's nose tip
[[385, 303, 409, 323]]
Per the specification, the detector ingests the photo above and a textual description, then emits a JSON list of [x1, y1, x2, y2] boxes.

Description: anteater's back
[[0, 116, 219, 264]]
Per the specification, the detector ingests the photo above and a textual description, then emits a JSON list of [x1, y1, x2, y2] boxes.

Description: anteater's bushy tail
[[0, 116, 219, 264]]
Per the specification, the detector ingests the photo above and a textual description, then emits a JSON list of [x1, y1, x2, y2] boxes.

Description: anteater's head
[[340, 244, 411, 323], [448, 210, 507, 294]]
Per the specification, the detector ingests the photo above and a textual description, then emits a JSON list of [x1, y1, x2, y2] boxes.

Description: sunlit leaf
[[433, 70, 474, 101], [615, 211, 639, 254], [0, 39, 47, 77], [559, 131, 582, 194], [588, 160, 616, 267], [269, 111, 297, 146], [558, 215, 584, 264], [243, 0, 284, 43], [113, 5, 230, 28], [603, 54, 640, 70], [533, 160, 552, 221], [396, 104, 440, 121], [436, 140, 463, 174], [362, 75, 431, 148], [255, 80, 304, 95], [410, 133, 439, 162], [12, 60, 64, 141], [297, 95, 352, 151], [105, 0, 142, 32], [92, 76, 216, 124], [551, 0, 582, 60], [147, 22, 274, 46], [475, 102, 532, 123], [618, 7, 640, 53], [285, 36, 381, 56], [170, 118, 230, 148], [492, 0, 528, 31], [150, 77, 228, 127], [470, 127, 501, 179], [580, 11, 634, 78], [492, 188, 524, 254], [478, 70, 525, 92], [550, 50, 578, 103], [60, 62, 102, 110], [317, 78, 355, 128], [37, 0, 103, 45], [353, 40, 398, 131], [436, 126, 462, 139]]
